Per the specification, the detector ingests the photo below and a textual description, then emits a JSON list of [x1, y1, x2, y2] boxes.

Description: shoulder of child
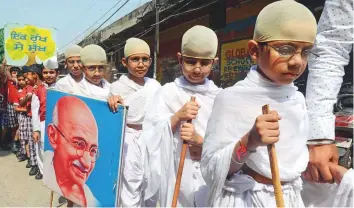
[[55, 77, 65, 84], [214, 88, 231, 103], [109, 79, 123, 89], [162, 81, 176, 90], [146, 77, 161, 87], [295, 91, 306, 102]]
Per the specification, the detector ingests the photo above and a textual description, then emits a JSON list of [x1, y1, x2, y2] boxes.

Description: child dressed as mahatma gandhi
[[201, 1, 321, 207]]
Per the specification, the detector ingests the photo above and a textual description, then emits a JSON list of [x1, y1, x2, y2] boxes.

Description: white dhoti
[[143, 77, 221, 207], [217, 174, 304, 207], [120, 127, 146, 207]]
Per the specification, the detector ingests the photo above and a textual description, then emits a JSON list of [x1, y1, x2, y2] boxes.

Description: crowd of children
[[0, 0, 353, 207], [0, 60, 58, 180]]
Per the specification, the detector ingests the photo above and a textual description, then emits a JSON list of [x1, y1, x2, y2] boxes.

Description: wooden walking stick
[[49, 191, 54, 207], [262, 104, 285, 208], [172, 96, 196, 207]]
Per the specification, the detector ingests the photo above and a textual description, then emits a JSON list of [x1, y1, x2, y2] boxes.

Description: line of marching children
[[107, 1, 353, 207], [2, 1, 353, 207]]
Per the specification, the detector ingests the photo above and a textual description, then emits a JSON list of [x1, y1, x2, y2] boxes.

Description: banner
[[220, 39, 256, 87], [43, 90, 126, 207], [4, 23, 57, 66]]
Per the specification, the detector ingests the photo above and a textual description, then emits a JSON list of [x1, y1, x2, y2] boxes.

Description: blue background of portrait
[[44, 90, 126, 207]]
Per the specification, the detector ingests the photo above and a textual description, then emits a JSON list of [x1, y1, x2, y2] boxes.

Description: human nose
[[137, 60, 144, 67], [80, 150, 94, 166], [93, 69, 101, 76], [288, 52, 303, 67]]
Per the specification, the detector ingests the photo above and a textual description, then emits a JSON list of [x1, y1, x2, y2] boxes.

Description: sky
[[1, 0, 151, 53]]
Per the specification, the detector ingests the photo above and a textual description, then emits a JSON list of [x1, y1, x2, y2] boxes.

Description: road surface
[[0, 149, 65, 207]]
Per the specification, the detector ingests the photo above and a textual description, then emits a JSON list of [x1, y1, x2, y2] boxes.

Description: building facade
[[62, 0, 352, 93]]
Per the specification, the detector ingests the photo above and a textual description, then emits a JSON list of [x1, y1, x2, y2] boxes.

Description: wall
[[143, 15, 210, 84], [214, 0, 275, 87]]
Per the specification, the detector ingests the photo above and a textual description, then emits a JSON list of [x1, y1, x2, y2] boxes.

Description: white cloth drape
[[201, 66, 309, 207], [55, 74, 86, 95], [110, 75, 161, 207], [302, 169, 354, 207], [110, 75, 161, 124], [81, 79, 111, 101], [143, 76, 220, 207]]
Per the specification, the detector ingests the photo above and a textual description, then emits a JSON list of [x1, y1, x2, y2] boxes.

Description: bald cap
[[253, 0, 317, 43], [181, 25, 218, 59], [65, 45, 82, 59], [81, 44, 107, 66], [124, 38, 150, 58]]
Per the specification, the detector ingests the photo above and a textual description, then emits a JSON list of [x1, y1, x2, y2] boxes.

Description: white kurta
[[44, 82, 56, 89], [109, 75, 161, 207], [143, 76, 221, 207], [55, 74, 86, 94], [31, 94, 45, 174], [306, 0, 353, 140], [201, 67, 309, 207]]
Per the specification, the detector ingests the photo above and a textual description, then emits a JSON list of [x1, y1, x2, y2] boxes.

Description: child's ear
[[176, 52, 183, 64], [248, 40, 259, 61], [121, 57, 127, 67]]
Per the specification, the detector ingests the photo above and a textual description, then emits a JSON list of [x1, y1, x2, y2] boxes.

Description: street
[[0, 150, 64, 207]]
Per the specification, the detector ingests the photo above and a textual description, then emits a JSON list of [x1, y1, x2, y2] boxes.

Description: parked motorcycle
[[334, 82, 353, 169]]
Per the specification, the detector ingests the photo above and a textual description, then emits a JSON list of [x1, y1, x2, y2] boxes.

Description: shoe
[[12, 141, 20, 154], [26, 160, 31, 168], [29, 166, 39, 176], [17, 154, 28, 162], [35, 172, 43, 180], [58, 196, 67, 204], [16, 151, 22, 158]]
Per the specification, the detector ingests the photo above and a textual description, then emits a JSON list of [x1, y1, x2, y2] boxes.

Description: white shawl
[[109, 75, 161, 124], [201, 66, 309, 206], [81, 78, 111, 101], [143, 76, 221, 207], [55, 73, 86, 94]]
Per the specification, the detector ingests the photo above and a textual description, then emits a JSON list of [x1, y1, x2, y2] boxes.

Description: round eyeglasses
[[265, 44, 319, 60], [182, 56, 214, 69], [87, 65, 106, 72], [67, 59, 81, 65], [52, 124, 99, 162], [128, 56, 151, 66]]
